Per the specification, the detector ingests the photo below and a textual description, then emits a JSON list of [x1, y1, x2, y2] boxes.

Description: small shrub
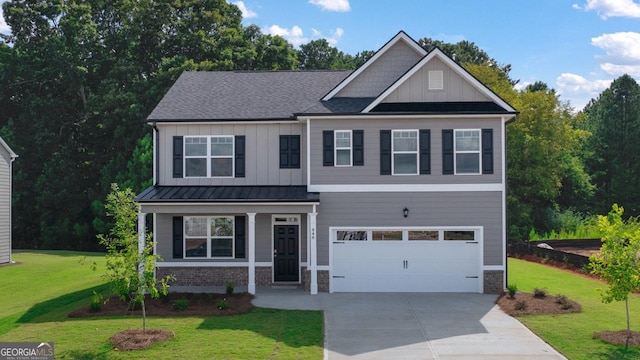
[[515, 300, 528, 311], [533, 288, 547, 299], [173, 299, 189, 311], [89, 291, 103, 312], [217, 299, 229, 310], [555, 294, 574, 310], [507, 283, 518, 299], [225, 281, 235, 296]]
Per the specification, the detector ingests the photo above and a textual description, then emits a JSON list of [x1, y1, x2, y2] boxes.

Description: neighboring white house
[[0, 136, 17, 264], [136, 31, 517, 294]]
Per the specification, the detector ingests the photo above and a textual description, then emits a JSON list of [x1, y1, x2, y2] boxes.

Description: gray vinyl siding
[[383, 57, 492, 103], [315, 192, 503, 266], [154, 212, 308, 264], [335, 40, 423, 98], [0, 146, 11, 264], [310, 117, 503, 184], [157, 123, 306, 186]]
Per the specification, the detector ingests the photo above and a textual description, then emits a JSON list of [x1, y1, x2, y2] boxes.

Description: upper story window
[[392, 130, 418, 175], [335, 130, 352, 166], [442, 129, 493, 175], [455, 130, 480, 174], [184, 136, 234, 178], [323, 130, 364, 167], [380, 129, 430, 176]]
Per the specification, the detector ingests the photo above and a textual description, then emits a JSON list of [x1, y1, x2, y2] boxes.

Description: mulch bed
[[110, 329, 175, 351], [68, 292, 254, 318], [496, 292, 582, 317], [594, 330, 640, 347]]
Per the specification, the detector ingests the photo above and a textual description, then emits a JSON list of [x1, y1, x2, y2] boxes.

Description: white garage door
[[331, 228, 482, 293]]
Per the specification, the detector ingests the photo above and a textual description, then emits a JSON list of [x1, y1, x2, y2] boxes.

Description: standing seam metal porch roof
[[135, 185, 320, 203]]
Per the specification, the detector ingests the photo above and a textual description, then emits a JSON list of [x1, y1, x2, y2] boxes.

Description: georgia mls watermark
[[0, 342, 54, 360]]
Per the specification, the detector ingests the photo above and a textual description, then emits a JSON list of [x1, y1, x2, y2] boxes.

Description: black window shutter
[[419, 129, 431, 174], [172, 216, 183, 259], [290, 135, 301, 168], [323, 130, 334, 166], [279, 135, 290, 168], [380, 130, 391, 175], [353, 130, 364, 166], [234, 216, 246, 259], [173, 136, 183, 178], [482, 129, 494, 174], [442, 129, 454, 175], [235, 135, 245, 178]]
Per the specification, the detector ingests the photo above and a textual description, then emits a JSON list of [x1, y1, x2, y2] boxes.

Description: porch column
[[309, 210, 318, 294], [247, 212, 257, 295], [137, 209, 146, 274]]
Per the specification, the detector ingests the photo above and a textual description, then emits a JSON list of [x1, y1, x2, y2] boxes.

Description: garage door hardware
[[403, 260, 409, 268], [466, 276, 479, 278], [332, 275, 346, 278], [466, 241, 479, 244]]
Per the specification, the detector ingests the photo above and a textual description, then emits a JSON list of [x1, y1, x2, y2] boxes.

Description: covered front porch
[[135, 185, 322, 294]]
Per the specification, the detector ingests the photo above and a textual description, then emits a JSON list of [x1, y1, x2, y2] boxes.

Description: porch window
[[184, 216, 234, 258]]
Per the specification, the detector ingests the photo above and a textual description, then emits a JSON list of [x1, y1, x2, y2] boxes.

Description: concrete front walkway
[[253, 289, 567, 360]]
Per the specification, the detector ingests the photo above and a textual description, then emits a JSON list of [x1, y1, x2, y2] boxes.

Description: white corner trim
[[308, 183, 504, 193], [483, 265, 505, 271], [317, 265, 330, 271]]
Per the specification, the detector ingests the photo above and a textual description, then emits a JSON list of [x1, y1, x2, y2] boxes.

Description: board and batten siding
[[157, 123, 306, 186], [0, 145, 12, 264], [309, 117, 503, 185], [335, 40, 423, 98], [315, 191, 503, 267], [383, 57, 493, 103]]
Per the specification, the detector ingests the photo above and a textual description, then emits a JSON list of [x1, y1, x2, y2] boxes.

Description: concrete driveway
[[253, 289, 567, 360]]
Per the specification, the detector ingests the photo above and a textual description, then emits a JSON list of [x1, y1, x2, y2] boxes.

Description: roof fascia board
[[0, 137, 17, 159], [362, 48, 517, 113], [149, 119, 301, 125], [299, 113, 517, 121], [322, 31, 426, 101], [136, 201, 320, 206]]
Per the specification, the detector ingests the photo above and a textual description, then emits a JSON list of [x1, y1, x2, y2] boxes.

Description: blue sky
[[2, 0, 639, 110]]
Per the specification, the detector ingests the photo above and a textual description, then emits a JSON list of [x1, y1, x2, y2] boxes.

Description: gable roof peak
[[322, 30, 426, 101]]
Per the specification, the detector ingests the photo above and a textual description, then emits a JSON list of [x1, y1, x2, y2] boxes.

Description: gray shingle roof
[[136, 185, 320, 203], [148, 71, 353, 121]]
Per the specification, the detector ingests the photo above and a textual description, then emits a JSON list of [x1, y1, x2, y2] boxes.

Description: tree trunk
[[626, 298, 630, 348], [142, 296, 147, 333]]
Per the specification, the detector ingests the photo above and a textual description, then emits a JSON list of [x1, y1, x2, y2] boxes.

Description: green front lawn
[[508, 257, 640, 360], [0, 251, 323, 359]]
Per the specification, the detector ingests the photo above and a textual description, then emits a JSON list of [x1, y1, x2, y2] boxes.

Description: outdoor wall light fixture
[[403, 207, 409, 218]]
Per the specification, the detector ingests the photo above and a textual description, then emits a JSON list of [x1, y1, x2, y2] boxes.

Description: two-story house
[[135, 31, 517, 294], [0, 136, 17, 264]]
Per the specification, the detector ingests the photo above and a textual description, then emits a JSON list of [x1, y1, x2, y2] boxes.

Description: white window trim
[[183, 216, 235, 259], [334, 130, 352, 167], [184, 135, 235, 178], [454, 129, 481, 175], [333, 226, 479, 242], [391, 129, 419, 175]]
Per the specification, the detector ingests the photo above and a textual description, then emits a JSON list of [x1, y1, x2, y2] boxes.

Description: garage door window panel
[[337, 230, 368, 241], [372, 230, 403, 241], [444, 230, 475, 240], [408, 230, 439, 241]]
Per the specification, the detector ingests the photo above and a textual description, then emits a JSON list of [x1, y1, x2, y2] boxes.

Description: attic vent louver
[[429, 70, 444, 90]]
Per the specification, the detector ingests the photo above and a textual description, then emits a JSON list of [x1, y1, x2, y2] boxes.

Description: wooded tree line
[[0, 0, 638, 249]]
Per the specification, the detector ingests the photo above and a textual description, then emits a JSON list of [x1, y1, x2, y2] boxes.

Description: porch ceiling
[[135, 185, 320, 203]]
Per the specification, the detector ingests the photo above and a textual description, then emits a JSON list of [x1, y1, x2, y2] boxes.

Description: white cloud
[[575, 0, 640, 19], [265, 25, 344, 48], [556, 73, 612, 110], [265, 25, 308, 47], [309, 0, 351, 12], [233, 1, 257, 19], [591, 32, 640, 75]]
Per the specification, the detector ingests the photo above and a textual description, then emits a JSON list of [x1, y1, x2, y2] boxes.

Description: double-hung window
[[454, 130, 480, 174], [184, 216, 234, 258], [184, 136, 234, 177], [392, 130, 418, 175], [335, 130, 352, 166]]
